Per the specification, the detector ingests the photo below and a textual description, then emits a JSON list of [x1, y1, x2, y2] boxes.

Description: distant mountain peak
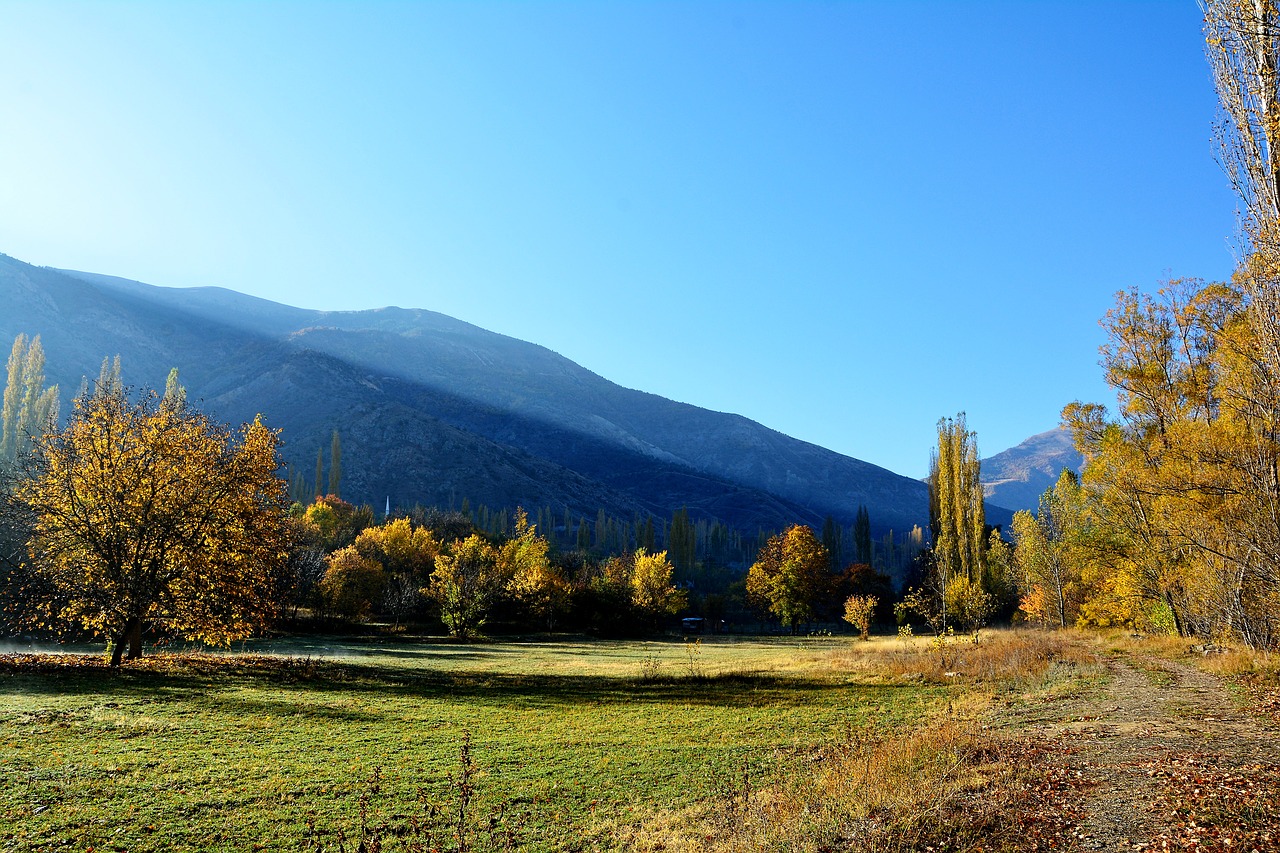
[[980, 428, 1083, 513]]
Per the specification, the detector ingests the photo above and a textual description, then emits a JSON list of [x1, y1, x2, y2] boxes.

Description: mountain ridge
[[4, 253, 1015, 538]]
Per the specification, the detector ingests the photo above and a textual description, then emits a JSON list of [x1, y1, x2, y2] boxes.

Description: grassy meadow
[[0, 632, 1096, 852]]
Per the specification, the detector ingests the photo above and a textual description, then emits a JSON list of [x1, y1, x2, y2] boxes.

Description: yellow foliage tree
[[502, 508, 567, 631], [745, 525, 830, 634], [16, 387, 291, 665], [1064, 280, 1280, 645], [842, 594, 878, 640], [355, 516, 439, 577], [630, 548, 686, 627], [318, 545, 385, 621], [428, 533, 506, 639]]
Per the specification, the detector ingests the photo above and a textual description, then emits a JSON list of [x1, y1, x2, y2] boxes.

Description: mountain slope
[[980, 428, 1084, 513], [2, 253, 931, 534]]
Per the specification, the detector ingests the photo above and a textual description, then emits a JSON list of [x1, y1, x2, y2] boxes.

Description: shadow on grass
[[0, 652, 932, 711]]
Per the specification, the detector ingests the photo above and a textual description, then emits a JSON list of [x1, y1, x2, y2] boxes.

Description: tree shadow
[[0, 651, 929, 712]]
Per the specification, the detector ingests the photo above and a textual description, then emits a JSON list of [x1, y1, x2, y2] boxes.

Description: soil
[[997, 647, 1280, 851]]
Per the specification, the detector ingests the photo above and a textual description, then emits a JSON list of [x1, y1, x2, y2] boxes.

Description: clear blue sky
[[0, 1, 1240, 478]]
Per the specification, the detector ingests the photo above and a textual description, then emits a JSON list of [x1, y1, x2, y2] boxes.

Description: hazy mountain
[[980, 428, 1084, 513], [2, 252, 937, 537]]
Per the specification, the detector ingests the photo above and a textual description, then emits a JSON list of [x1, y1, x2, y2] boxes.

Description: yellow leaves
[[746, 525, 829, 630], [318, 546, 385, 620], [630, 549, 684, 616], [17, 388, 290, 654]]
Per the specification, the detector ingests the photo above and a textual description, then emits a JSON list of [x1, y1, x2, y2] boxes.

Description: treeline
[[282, 493, 910, 639]]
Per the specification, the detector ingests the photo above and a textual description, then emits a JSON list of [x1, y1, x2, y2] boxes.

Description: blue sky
[[0, 1, 1240, 478]]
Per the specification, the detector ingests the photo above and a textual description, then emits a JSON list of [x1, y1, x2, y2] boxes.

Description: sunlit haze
[[0, 1, 1239, 477]]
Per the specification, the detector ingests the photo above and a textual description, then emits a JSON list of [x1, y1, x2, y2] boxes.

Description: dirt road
[[1005, 648, 1279, 851]]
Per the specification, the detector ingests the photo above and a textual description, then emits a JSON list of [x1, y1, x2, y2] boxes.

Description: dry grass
[[605, 628, 1104, 853], [829, 627, 1103, 687]]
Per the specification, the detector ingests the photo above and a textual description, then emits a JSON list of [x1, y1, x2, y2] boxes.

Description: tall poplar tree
[[853, 506, 873, 564], [1, 334, 59, 465], [928, 413, 986, 588], [329, 430, 342, 498], [314, 446, 324, 499]]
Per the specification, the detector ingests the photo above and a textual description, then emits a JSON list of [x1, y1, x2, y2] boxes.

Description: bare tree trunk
[[127, 619, 143, 660]]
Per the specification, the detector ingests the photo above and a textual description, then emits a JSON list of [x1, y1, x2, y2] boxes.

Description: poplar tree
[[853, 506, 873, 564], [314, 447, 324, 499], [329, 430, 342, 498], [1, 334, 59, 465], [928, 413, 986, 588], [1204, 0, 1280, 372]]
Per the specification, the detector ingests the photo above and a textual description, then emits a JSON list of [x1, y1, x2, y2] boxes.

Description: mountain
[[980, 428, 1084, 513], [1, 252, 935, 537]]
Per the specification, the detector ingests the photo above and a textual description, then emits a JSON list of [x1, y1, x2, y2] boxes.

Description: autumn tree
[[929, 413, 986, 591], [746, 525, 830, 634], [842, 594, 878, 640], [1204, 0, 1280, 373], [1, 334, 59, 466], [15, 386, 291, 665], [1011, 470, 1088, 628], [318, 546, 385, 621], [502, 508, 568, 631], [630, 548, 686, 627], [300, 495, 373, 553], [1064, 279, 1280, 645], [355, 517, 439, 577], [428, 533, 507, 639], [919, 413, 993, 632]]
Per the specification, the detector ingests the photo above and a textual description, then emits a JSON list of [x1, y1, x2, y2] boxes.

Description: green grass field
[[1, 635, 963, 852]]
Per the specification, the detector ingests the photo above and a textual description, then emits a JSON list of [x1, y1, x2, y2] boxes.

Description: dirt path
[[1008, 650, 1278, 850]]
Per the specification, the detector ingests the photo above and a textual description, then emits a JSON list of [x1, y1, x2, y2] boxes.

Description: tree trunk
[[127, 620, 143, 660], [109, 631, 126, 667]]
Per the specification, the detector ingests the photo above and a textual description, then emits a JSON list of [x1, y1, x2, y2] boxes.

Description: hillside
[[1, 253, 935, 536], [980, 427, 1084, 513]]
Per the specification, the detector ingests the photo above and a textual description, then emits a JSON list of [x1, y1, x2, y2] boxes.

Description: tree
[[503, 509, 567, 631], [925, 413, 988, 631], [318, 546, 385, 621], [1011, 470, 1087, 628], [1204, 0, 1280, 374], [929, 413, 986, 590], [1063, 280, 1280, 645], [301, 495, 373, 553], [329, 430, 342, 498], [842, 594, 878, 640], [853, 506, 873, 565], [355, 517, 439, 577], [1, 334, 59, 466], [162, 367, 186, 411], [745, 525, 830, 633], [428, 533, 506, 640], [630, 548, 686, 627], [668, 508, 696, 573], [15, 387, 291, 665]]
